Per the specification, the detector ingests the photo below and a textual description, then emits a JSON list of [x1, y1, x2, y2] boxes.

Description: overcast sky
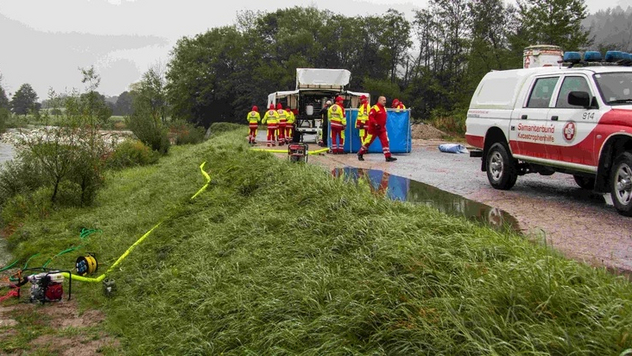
[[0, 0, 629, 99]]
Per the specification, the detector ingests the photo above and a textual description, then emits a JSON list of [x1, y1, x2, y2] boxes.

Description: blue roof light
[[605, 51, 624, 62], [583, 51, 602, 62], [563, 52, 581, 63]]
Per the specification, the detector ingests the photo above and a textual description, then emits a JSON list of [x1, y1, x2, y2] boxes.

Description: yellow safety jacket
[[286, 110, 295, 125], [246, 111, 260, 124], [277, 109, 287, 126], [356, 102, 369, 128], [262, 109, 279, 127], [328, 103, 346, 129]]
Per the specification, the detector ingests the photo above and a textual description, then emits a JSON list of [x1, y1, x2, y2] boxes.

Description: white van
[[465, 57, 632, 215]]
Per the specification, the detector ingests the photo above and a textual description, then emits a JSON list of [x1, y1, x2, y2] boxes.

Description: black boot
[[386, 156, 397, 162], [358, 153, 364, 161]]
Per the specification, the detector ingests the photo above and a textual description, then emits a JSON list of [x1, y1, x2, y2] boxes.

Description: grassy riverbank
[[2, 128, 632, 355]]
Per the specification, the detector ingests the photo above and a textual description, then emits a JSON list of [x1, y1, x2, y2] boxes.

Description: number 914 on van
[[465, 63, 632, 216]]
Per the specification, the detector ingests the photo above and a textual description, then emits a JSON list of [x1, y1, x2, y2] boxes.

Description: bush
[[209, 122, 244, 136], [0, 107, 8, 133], [169, 120, 206, 145], [0, 157, 47, 206], [1, 188, 53, 225], [106, 139, 160, 170], [429, 106, 468, 136], [126, 114, 170, 154]]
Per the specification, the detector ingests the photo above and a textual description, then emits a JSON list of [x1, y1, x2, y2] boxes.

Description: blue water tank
[[583, 51, 602, 62], [563, 52, 581, 63], [605, 51, 624, 62]]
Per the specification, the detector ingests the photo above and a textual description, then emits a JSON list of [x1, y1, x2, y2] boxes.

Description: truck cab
[[466, 51, 632, 215]]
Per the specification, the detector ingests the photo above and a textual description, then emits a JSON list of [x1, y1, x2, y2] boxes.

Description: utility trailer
[[267, 68, 369, 142]]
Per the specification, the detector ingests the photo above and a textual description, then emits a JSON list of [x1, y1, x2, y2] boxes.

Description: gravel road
[[301, 138, 632, 275]]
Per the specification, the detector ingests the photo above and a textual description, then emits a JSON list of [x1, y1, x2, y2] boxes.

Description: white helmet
[[326, 100, 332, 105]]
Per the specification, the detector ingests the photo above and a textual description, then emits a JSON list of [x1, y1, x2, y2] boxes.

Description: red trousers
[[358, 129, 391, 158], [285, 124, 293, 142], [248, 124, 258, 143], [267, 125, 278, 146], [330, 125, 344, 153], [277, 123, 286, 144]]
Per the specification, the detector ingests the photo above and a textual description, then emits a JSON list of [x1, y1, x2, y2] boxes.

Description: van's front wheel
[[611, 152, 632, 216], [486, 143, 517, 190]]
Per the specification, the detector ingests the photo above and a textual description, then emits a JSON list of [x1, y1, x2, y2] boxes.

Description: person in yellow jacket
[[276, 103, 287, 146], [392, 98, 406, 112], [355, 95, 369, 144], [246, 106, 261, 145], [285, 107, 295, 143], [261, 103, 279, 147], [328, 96, 346, 154]]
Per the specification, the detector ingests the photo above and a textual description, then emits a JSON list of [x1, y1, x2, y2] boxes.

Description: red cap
[[269, 103, 275, 110], [335, 96, 344, 103], [252, 106, 258, 112], [360, 95, 367, 102], [276, 103, 283, 110], [392, 99, 400, 107]]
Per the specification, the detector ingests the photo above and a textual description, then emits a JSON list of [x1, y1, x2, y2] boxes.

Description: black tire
[[610, 152, 632, 216], [573, 175, 595, 190], [486, 142, 518, 190]]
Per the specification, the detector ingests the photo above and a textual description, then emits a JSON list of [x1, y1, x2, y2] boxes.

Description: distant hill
[[583, 6, 632, 52]]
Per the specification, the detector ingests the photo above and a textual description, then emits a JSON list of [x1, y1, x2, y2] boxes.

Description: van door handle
[[551, 116, 558, 121], [521, 115, 528, 120]]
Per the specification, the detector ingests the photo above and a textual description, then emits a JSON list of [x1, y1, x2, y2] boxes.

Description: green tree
[[0, 75, 9, 110], [129, 66, 170, 154], [79, 66, 112, 126], [517, 0, 590, 50], [114, 91, 133, 116], [10, 83, 38, 116]]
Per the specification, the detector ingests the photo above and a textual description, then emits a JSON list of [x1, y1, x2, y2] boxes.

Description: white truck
[[267, 68, 369, 141], [465, 51, 632, 215]]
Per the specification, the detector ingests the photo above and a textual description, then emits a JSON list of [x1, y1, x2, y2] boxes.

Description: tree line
[[166, 0, 599, 129], [2, 0, 629, 133]]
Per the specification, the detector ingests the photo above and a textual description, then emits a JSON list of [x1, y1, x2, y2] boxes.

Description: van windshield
[[594, 72, 632, 105]]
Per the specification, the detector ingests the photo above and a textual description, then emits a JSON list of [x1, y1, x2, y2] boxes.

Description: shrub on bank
[[169, 120, 206, 145], [106, 139, 159, 169]]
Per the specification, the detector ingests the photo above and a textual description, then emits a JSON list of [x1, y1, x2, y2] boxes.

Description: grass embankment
[[3, 128, 632, 354]]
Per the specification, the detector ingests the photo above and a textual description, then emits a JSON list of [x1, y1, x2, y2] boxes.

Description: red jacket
[[368, 103, 387, 132]]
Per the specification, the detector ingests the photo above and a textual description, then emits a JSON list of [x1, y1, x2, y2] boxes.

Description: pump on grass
[[20, 267, 72, 303]]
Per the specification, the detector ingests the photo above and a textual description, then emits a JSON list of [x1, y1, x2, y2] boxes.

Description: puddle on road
[[332, 167, 520, 233]]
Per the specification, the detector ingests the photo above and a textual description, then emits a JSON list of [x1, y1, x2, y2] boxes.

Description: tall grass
[[5, 129, 632, 355]]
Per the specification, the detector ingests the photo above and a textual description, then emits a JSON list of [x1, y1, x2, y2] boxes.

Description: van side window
[[556, 76, 590, 108], [526, 77, 559, 108]]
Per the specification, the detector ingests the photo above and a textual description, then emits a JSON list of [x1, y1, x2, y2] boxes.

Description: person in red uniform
[[276, 103, 287, 146], [357, 95, 397, 162], [392, 98, 406, 112], [328, 96, 346, 154], [355, 95, 370, 144], [246, 106, 260, 145], [261, 103, 279, 147]]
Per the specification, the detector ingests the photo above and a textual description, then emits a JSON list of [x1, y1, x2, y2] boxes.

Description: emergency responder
[[318, 100, 331, 146], [246, 106, 260, 145], [285, 106, 295, 144], [276, 103, 287, 146], [261, 103, 279, 147], [358, 96, 397, 162], [392, 99, 406, 112], [328, 96, 346, 154], [356, 95, 369, 144]]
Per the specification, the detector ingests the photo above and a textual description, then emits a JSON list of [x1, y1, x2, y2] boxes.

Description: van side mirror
[[568, 91, 590, 108]]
